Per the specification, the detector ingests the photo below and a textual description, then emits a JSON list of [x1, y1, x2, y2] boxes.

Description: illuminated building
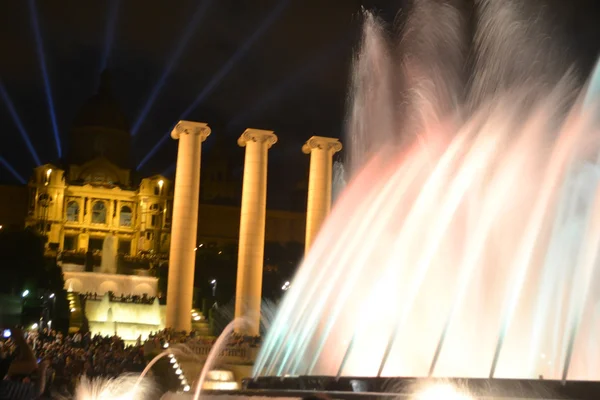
[[27, 163, 172, 258], [25, 71, 173, 260]]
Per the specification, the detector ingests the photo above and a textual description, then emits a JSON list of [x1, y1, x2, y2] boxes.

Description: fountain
[[100, 233, 117, 274], [249, 0, 600, 397], [331, 160, 346, 205]]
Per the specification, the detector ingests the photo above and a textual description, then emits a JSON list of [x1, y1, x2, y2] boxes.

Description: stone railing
[[173, 341, 259, 364]]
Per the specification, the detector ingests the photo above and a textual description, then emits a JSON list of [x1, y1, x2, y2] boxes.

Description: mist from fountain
[[100, 233, 117, 274], [255, 0, 600, 381], [332, 160, 346, 205]]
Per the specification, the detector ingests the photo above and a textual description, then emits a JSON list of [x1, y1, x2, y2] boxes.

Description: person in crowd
[[0, 327, 50, 399]]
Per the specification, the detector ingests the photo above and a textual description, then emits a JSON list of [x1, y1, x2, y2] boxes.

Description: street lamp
[[43, 292, 57, 330], [45, 169, 52, 186], [22, 290, 29, 298], [158, 179, 164, 195]]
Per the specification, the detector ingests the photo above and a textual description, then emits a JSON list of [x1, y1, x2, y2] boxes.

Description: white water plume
[[73, 375, 155, 400], [256, 0, 600, 381]]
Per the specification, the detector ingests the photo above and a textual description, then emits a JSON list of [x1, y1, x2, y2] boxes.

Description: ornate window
[[66, 201, 80, 222], [91, 201, 107, 224], [120, 205, 132, 227]]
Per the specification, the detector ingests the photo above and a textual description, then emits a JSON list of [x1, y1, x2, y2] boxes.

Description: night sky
[[1, 0, 599, 208]]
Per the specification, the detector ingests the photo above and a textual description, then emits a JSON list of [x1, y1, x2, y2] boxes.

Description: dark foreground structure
[[235, 376, 600, 399]]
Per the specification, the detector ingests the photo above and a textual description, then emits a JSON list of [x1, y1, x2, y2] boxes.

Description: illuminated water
[[100, 233, 117, 274], [254, 0, 600, 381], [332, 160, 346, 204]]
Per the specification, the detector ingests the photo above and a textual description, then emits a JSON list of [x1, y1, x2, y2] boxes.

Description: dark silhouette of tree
[[0, 228, 69, 330]]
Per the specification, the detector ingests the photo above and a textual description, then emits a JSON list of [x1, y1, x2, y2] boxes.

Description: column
[[166, 120, 211, 331], [234, 128, 277, 336], [302, 136, 342, 254], [78, 198, 84, 224], [84, 198, 91, 225], [107, 200, 115, 228], [79, 232, 89, 251], [116, 200, 121, 228]]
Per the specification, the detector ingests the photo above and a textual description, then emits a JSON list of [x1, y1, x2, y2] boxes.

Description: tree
[[0, 228, 46, 295], [0, 228, 68, 330]]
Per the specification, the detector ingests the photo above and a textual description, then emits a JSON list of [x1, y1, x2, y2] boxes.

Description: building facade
[[5, 69, 306, 268], [26, 162, 172, 257]]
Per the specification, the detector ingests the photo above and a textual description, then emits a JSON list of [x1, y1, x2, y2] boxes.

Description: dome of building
[[73, 70, 129, 132], [68, 70, 132, 170]]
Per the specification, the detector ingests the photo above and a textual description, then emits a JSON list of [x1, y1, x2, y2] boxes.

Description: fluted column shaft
[[166, 120, 211, 331], [235, 128, 277, 336], [302, 136, 342, 254]]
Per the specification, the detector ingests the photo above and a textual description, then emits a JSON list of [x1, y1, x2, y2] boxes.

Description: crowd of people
[[1, 328, 148, 398], [0, 326, 262, 398]]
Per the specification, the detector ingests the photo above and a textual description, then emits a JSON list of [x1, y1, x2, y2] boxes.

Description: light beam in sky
[[130, 0, 214, 137], [28, 0, 62, 159], [136, 0, 290, 171], [0, 81, 41, 166], [0, 156, 26, 184]]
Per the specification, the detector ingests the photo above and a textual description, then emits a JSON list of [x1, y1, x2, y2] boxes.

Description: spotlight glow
[[100, 0, 120, 71], [130, 0, 214, 136], [28, 0, 62, 158], [0, 157, 26, 184], [181, 0, 290, 118], [161, 162, 176, 177], [228, 33, 351, 130], [137, 132, 170, 170], [137, 0, 290, 170], [0, 81, 41, 165]]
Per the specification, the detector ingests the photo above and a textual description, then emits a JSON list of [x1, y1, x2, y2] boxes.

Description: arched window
[[91, 201, 107, 224], [66, 201, 79, 222], [120, 205, 132, 227]]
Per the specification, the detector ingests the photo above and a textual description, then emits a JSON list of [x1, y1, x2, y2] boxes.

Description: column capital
[[237, 128, 278, 149], [171, 120, 211, 140], [302, 136, 342, 154]]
